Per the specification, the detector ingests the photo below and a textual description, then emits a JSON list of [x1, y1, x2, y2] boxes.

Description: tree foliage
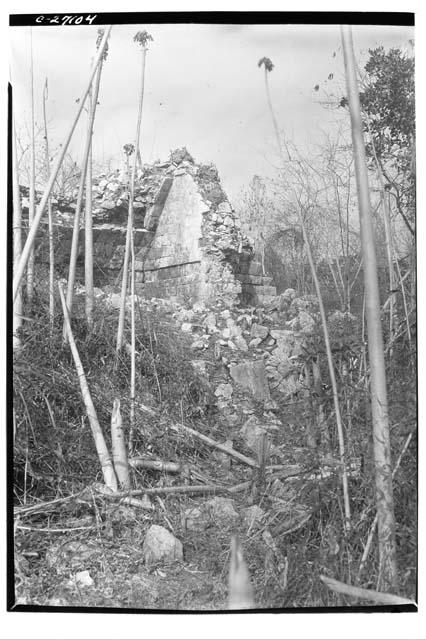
[[359, 46, 415, 178]]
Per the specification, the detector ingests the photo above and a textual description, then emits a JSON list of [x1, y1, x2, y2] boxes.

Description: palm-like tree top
[[258, 57, 274, 72], [134, 31, 154, 48]]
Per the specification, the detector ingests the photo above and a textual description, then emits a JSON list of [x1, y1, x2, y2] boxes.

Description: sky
[[9, 22, 413, 202]]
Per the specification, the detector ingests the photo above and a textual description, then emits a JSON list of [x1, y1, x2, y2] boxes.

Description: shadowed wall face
[[140, 173, 208, 301]]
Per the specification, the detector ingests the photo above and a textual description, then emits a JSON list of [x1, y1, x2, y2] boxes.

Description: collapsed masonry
[[24, 148, 276, 307]]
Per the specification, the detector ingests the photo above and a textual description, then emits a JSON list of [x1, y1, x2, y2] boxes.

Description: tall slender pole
[[42, 78, 55, 329], [341, 24, 397, 591], [12, 118, 23, 350], [64, 34, 108, 338], [116, 37, 149, 353], [27, 27, 36, 303], [259, 56, 351, 532]]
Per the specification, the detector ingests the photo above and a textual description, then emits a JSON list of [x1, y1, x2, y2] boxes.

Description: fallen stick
[[95, 483, 231, 498], [129, 458, 181, 473], [14, 491, 85, 516], [320, 575, 413, 605], [173, 423, 258, 468], [59, 283, 118, 492]]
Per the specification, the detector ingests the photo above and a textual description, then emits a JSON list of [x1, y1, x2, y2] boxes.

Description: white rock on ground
[[142, 525, 183, 565]]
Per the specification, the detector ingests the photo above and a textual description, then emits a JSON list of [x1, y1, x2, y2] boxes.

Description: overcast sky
[[10, 22, 413, 201]]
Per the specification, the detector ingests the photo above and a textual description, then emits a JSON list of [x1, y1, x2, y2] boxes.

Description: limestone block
[[143, 525, 183, 565], [229, 359, 271, 402], [205, 497, 238, 527]]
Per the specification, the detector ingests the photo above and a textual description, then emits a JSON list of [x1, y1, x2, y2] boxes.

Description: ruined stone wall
[[21, 148, 277, 307]]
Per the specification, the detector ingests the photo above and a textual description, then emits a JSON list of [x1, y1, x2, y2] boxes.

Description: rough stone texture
[[240, 416, 268, 453], [142, 525, 183, 565], [241, 505, 265, 528], [182, 507, 207, 532], [205, 497, 239, 527], [229, 359, 271, 402], [23, 149, 276, 307], [141, 173, 208, 301]]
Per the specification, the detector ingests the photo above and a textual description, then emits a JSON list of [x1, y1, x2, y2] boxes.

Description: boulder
[[183, 507, 207, 532], [205, 497, 239, 527], [242, 505, 265, 528], [229, 359, 271, 402], [250, 323, 269, 340], [214, 383, 233, 399], [240, 416, 267, 453], [143, 525, 183, 565], [234, 335, 249, 351]]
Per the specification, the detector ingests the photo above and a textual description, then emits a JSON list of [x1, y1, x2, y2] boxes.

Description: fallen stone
[[183, 507, 207, 532], [214, 383, 233, 399], [242, 505, 265, 528], [107, 293, 122, 309], [143, 525, 183, 565], [220, 309, 231, 320], [191, 360, 207, 376], [240, 416, 268, 453], [298, 311, 316, 333], [229, 359, 271, 402], [205, 497, 239, 526], [204, 312, 217, 333], [181, 322, 193, 333], [217, 201, 232, 213], [250, 323, 269, 340], [249, 338, 263, 348], [234, 335, 249, 351], [190, 339, 206, 350], [74, 570, 94, 587]]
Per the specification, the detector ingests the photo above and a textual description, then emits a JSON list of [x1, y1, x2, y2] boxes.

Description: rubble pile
[[100, 286, 320, 430]]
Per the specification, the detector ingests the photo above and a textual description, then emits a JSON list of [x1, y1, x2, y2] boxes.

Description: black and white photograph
[[6, 7, 419, 629]]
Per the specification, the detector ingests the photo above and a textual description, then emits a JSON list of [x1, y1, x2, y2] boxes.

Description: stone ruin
[[25, 147, 276, 308]]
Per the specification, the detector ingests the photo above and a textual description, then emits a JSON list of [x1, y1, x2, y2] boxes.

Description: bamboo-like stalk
[[85, 89, 94, 330], [12, 118, 23, 350], [116, 32, 152, 353], [357, 432, 413, 582], [111, 398, 130, 489], [58, 281, 117, 491], [64, 31, 108, 339], [27, 27, 36, 303], [12, 26, 112, 302], [320, 575, 412, 606], [341, 25, 397, 591], [228, 536, 255, 610], [258, 56, 351, 531], [365, 123, 396, 347], [42, 78, 55, 330], [116, 32, 152, 450]]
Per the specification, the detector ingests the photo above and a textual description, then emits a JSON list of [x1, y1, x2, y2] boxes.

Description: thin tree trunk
[[261, 60, 351, 532], [58, 282, 118, 491], [85, 85, 95, 330], [116, 45, 147, 352], [341, 25, 397, 591], [263, 68, 291, 163], [12, 118, 23, 350], [42, 78, 55, 330], [27, 27, 35, 303], [12, 26, 112, 302], [64, 51, 106, 339]]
